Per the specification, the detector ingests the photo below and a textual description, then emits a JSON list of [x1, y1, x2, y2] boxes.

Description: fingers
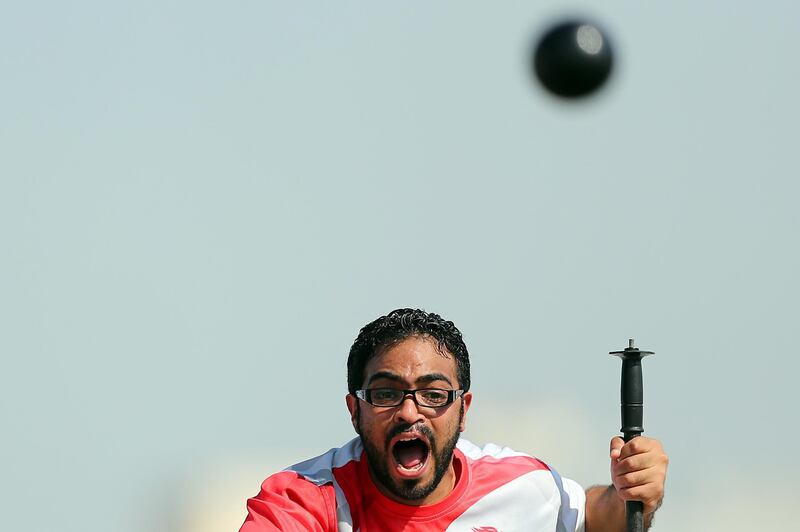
[[610, 437, 668, 478], [609, 436, 669, 515], [609, 436, 624, 460], [614, 435, 662, 461], [615, 482, 664, 514], [613, 464, 665, 494], [613, 450, 667, 475], [612, 467, 650, 489]]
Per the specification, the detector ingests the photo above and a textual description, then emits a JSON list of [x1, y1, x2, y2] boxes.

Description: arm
[[239, 471, 337, 532], [584, 436, 668, 532]]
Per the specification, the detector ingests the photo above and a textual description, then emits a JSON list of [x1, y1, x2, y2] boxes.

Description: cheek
[[435, 411, 462, 436], [357, 411, 384, 439]]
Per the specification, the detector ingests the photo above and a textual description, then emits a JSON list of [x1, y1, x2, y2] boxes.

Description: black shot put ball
[[532, 20, 614, 98]]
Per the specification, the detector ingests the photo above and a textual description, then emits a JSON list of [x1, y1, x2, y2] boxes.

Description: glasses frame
[[354, 388, 465, 408]]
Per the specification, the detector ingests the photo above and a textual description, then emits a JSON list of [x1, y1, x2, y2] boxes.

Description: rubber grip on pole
[[626, 500, 644, 532]]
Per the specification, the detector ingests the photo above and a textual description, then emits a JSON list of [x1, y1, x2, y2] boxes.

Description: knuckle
[[626, 485, 646, 500], [623, 456, 641, 471], [614, 461, 632, 475], [618, 486, 642, 501], [620, 472, 638, 488]]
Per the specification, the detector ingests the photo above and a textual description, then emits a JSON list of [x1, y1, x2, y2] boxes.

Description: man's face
[[345, 336, 472, 506]]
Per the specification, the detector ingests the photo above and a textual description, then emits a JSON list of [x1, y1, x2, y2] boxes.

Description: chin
[[360, 423, 461, 503]]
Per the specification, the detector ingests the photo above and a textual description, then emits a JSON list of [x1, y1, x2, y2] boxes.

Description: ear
[[458, 391, 473, 433], [345, 393, 359, 433]]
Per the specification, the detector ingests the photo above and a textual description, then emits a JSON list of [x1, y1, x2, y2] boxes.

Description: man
[[240, 308, 668, 531]]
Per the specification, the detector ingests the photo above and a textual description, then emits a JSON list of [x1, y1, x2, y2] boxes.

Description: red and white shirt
[[240, 437, 585, 532]]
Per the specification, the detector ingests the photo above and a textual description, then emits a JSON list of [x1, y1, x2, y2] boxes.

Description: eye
[[419, 389, 449, 405], [371, 389, 401, 402]]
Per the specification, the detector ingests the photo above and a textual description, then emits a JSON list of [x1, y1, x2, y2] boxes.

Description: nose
[[393, 393, 425, 425]]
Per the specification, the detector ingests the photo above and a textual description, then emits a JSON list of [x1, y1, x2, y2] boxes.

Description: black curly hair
[[347, 308, 471, 394]]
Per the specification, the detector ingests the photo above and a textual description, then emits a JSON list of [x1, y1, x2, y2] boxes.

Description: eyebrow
[[366, 371, 454, 387]]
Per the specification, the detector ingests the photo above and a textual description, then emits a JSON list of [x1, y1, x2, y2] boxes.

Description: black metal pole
[[610, 339, 654, 532]]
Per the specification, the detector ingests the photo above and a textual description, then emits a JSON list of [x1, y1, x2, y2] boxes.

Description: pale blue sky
[[2, 2, 798, 531]]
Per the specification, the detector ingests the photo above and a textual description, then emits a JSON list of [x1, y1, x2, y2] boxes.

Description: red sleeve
[[239, 471, 337, 532]]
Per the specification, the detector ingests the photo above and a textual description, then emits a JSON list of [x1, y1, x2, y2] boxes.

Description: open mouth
[[391, 435, 431, 477]]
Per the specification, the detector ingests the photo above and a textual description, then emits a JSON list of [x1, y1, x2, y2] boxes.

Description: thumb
[[609, 436, 624, 460]]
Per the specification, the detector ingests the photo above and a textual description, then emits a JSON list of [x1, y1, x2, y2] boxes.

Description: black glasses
[[355, 388, 464, 408]]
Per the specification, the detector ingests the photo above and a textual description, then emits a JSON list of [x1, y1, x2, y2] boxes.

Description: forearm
[[585, 485, 654, 532]]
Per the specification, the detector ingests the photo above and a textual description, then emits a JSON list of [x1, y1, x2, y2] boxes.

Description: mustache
[[385, 423, 434, 448]]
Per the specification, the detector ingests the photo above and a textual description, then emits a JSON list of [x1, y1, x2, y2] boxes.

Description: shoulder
[[457, 438, 550, 471], [283, 437, 363, 486], [259, 438, 364, 510], [243, 471, 337, 531], [455, 439, 586, 531], [443, 439, 586, 532], [240, 439, 363, 532], [457, 438, 584, 500]]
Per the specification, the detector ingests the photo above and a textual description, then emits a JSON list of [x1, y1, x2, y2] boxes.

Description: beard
[[356, 402, 463, 502]]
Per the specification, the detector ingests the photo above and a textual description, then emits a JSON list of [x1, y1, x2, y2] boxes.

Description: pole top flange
[[610, 338, 654, 359]]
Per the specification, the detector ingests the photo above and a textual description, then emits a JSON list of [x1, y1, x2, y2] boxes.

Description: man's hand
[[609, 436, 668, 516], [585, 436, 668, 532]]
